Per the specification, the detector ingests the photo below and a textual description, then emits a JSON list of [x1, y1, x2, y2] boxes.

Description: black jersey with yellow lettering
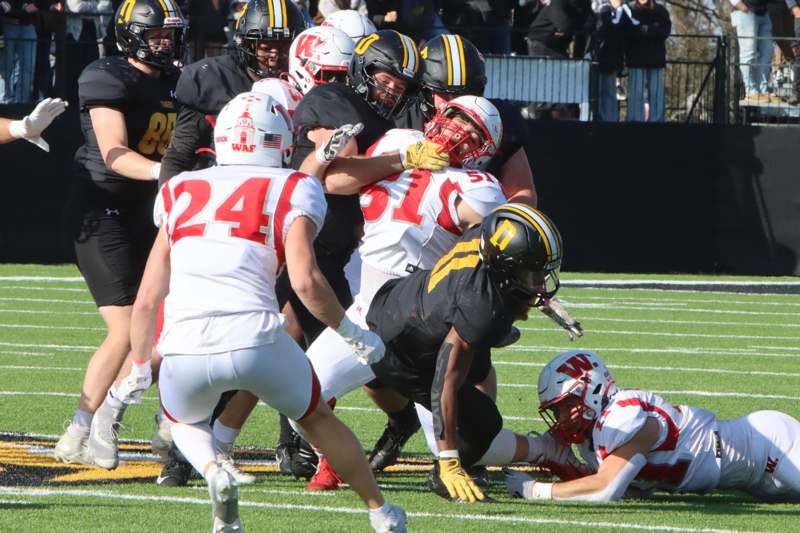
[[367, 226, 518, 391], [394, 98, 527, 178], [291, 82, 393, 257], [74, 56, 179, 184]]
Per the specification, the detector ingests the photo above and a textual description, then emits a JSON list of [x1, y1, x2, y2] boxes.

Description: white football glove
[[336, 315, 385, 365], [504, 468, 536, 499], [8, 97, 68, 152], [539, 297, 584, 341], [114, 360, 152, 404], [315, 122, 363, 164], [369, 502, 407, 533]]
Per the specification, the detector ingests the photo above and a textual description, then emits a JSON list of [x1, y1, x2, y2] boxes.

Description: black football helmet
[[419, 34, 486, 119], [347, 30, 420, 119], [234, 0, 307, 78], [479, 204, 563, 305], [115, 0, 186, 69]]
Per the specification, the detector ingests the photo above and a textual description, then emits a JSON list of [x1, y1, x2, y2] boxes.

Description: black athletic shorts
[[69, 180, 158, 307]]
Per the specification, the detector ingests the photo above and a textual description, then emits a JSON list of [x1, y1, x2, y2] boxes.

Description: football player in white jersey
[[506, 350, 800, 503], [289, 95, 513, 490], [94, 92, 408, 533]]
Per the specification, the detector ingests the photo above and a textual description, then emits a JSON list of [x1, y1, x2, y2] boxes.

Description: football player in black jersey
[[158, 0, 306, 182], [366, 34, 543, 473], [55, 0, 185, 466], [366, 204, 565, 502], [395, 34, 538, 207]]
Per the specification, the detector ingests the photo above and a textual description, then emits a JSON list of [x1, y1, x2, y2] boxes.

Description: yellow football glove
[[437, 455, 485, 503], [401, 140, 450, 171]]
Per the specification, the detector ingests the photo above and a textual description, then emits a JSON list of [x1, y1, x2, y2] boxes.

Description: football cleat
[[369, 503, 408, 533], [306, 456, 344, 491], [53, 426, 91, 465], [207, 466, 242, 532], [217, 452, 256, 485], [156, 446, 194, 487], [87, 401, 126, 470], [151, 414, 173, 460], [465, 464, 490, 489], [276, 434, 318, 479], [367, 418, 420, 472]]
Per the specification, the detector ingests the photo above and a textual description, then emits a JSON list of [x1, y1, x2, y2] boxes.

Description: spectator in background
[[187, 0, 229, 60], [512, 0, 539, 54], [440, 1, 513, 54], [316, 0, 367, 21], [64, 0, 106, 102], [1, 0, 39, 103], [526, 0, 594, 58], [768, 0, 794, 63], [626, 0, 670, 122], [592, 0, 628, 121], [366, 0, 439, 43], [730, 0, 774, 102], [787, 0, 800, 104], [33, 0, 65, 99]]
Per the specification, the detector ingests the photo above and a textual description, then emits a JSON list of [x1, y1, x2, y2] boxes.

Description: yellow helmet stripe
[[156, 0, 170, 18], [499, 204, 561, 259], [268, 0, 286, 28], [122, 0, 136, 22], [164, 0, 179, 16]]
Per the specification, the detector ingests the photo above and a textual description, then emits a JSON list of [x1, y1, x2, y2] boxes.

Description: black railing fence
[[1, 14, 798, 125]]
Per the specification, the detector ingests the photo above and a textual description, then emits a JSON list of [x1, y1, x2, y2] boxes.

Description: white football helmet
[[537, 351, 617, 445], [214, 91, 294, 168], [251, 77, 303, 117], [287, 26, 354, 95], [424, 95, 503, 170], [321, 9, 376, 44]]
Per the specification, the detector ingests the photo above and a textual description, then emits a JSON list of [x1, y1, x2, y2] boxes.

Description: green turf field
[[1, 264, 799, 532]]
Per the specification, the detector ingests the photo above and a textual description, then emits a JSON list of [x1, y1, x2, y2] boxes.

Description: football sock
[[278, 413, 295, 445], [69, 409, 92, 435], [387, 401, 417, 432], [106, 386, 126, 410], [213, 421, 240, 454], [171, 422, 216, 479], [476, 428, 517, 466]]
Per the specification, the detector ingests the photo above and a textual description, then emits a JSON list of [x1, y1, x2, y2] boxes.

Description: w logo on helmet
[[556, 353, 595, 379]]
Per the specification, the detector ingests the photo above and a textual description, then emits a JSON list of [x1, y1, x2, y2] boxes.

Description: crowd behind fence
[[1, 5, 799, 125]]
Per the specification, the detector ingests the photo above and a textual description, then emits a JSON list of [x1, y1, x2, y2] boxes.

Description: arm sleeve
[[558, 453, 647, 502], [283, 175, 328, 241], [158, 106, 212, 185]]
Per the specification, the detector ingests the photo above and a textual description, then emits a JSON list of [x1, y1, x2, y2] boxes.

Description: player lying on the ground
[[0, 97, 67, 150], [505, 350, 800, 503]]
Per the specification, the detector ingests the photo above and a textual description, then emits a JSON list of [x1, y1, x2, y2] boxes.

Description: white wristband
[[438, 449, 459, 459], [8, 119, 27, 139], [131, 359, 150, 377], [335, 315, 359, 341], [149, 162, 161, 181], [532, 482, 553, 500]]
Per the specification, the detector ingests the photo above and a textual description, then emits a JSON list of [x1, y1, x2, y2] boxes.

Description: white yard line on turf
[[0, 277, 83, 282], [188, 486, 336, 498], [570, 316, 800, 329], [0, 430, 150, 444], [0, 351, 54, 357], [0, 285, 86, 292], [749, 345, 800, 352], [329, 405, 540, 422], [565, 295, 800, 307], [0, 341, 96, 351], [505, 346, 798, 359], [0, 309, 98, 316], [0, 365, 83, 371], [0, 297, 94, 305], [0, 323, 105, 331], [0, 487, 761, 533], [556, 305, 799, 318], [520, 326, 800, 342], [492, 361, 800, 378]]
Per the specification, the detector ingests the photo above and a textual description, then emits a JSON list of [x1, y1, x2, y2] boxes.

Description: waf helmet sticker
[[233, 111, 256, 153]]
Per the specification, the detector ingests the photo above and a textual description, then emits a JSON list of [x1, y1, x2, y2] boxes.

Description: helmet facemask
[[425, 103, 497, 170], [539, 385, 597, 445], [126, 22, 185, 69], [360, 65, 412, 119], [237, 34, 293, 78]]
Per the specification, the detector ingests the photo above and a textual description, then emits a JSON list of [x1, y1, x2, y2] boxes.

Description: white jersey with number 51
[[358, 128, 506, 290], [153, 165, 326, 356]]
